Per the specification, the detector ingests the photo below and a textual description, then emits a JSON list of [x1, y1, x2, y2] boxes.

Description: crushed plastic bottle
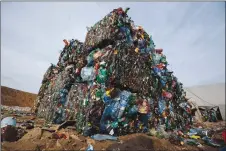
[[90, 134, 118, 141], [184, 139, 201, 146], [188, 128, 213, 137], [86, 144, 94, 151], [202, 136, 221, 147]]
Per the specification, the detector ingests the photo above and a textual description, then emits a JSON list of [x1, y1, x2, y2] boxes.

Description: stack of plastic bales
[[34, 7, 193, 136]]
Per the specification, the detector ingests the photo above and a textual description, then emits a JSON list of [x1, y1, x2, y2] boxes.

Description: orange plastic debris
[[63, 39, 70, 46]]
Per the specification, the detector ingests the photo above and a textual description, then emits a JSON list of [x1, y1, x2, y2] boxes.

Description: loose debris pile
[[2, 7, 223, 149], [1, 115, 225, 150], [1, 105, 31, 113]]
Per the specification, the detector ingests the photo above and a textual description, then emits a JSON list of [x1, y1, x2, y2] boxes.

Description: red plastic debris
[[222, 130, 226, 143], [155, 48, 163, 54]]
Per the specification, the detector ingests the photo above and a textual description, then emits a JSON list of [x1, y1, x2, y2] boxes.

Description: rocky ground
[[1, 109, 225, 151]]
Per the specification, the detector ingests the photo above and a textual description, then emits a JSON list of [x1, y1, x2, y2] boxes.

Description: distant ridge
[[1, 86, 37, 107]]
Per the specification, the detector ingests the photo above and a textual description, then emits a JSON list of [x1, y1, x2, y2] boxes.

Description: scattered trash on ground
[[1, 7, 225, 151]]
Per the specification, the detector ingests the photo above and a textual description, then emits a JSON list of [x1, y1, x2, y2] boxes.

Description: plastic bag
[[81, 67, 96, 81], [158, 98, 166, 114], [1, 117, 16, 128], [189, 128, 213, 138], [202, 136, 221, 147], [118, 91, 131, 118]]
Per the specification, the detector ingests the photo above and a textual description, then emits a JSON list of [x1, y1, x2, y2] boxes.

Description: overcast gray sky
[[1, 2, 225, 94]]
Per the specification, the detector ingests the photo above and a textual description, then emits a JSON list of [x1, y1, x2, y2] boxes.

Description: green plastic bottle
[[185, 139, 200, 146], [97, 67, 108, 84], [95, 89, 103, 99], [111, 121, 118, 128]]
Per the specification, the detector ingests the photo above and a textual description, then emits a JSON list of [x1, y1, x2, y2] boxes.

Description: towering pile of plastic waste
[[34, 7, 193, 136]]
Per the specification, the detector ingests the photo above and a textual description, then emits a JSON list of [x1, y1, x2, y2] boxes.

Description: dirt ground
[[1, 86, 37, 107], [1, 112, 225, 151]]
